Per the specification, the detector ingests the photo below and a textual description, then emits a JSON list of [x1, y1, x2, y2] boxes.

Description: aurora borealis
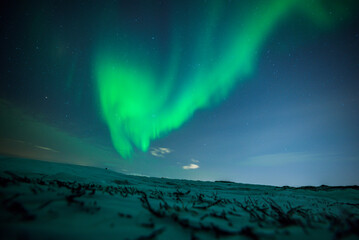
[[1, 0, 359, 186], [95, 0, 347, 158]]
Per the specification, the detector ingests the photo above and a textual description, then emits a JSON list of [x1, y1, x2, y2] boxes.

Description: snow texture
[[0, 157, 358, 240]]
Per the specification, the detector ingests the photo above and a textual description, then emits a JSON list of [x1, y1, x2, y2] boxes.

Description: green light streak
[[94, 0, 346, 158]]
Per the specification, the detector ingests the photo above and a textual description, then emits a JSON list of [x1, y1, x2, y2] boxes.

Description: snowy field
[[0, 157, 358, 240]]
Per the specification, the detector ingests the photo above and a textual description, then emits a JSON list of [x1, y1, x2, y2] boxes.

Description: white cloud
[[158, 147, 171, 153], [182, 164, 199, 170], [35, 145, 59, 153], [150, 147, 172, 157], [191, 158, 199, 163]]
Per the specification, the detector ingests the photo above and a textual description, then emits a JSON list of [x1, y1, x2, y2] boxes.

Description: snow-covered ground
[[0, 157, 358, 240]]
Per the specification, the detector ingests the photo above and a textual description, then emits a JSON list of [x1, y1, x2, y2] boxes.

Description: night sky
[[1, 0, 359, 186]]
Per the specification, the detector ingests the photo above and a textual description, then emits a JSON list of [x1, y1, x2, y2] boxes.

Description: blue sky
[[0, 0, 358, 186]]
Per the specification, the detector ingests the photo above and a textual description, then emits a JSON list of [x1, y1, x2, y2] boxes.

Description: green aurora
[[94, 0, 349, 158]]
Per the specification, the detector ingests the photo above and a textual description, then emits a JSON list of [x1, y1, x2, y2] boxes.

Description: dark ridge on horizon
[[1, 155, 359, 189]]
